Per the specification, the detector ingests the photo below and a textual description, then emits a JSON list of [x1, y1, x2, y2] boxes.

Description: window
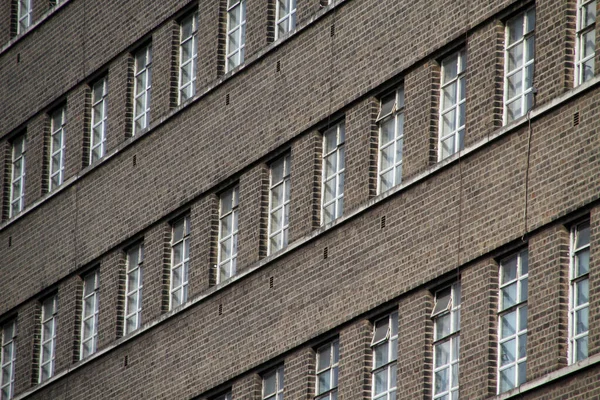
[[575, 0, 596, 85], [80, 270, 99, 359], [9, 135, 26, 218], [17, 0, 32, 34], [569, 220, 590, 363], [217, 186, 239, 283], [213, 392, 232, 400], [133, 45, 152, 135], [322, 122, 345, 225], [276, 0, 297, 39], [170, 215, 190, 309], [39, 295, 58, 383], [268, 154, 291, 255], [439, 51, 466, 161], [504, 8, 535, 124], [371, 312, 398, 400], [225, 0, 246, 72], [90, 77, 108, 164], [125, 243, 144, 334], [179, 12, 199, 103], [432, 282, 461, 400], [1, 320, 16, 400], [263, 365, 284, 400], [497, 250, 528, 393], [315, 339, 339, 400], [49, 106, 66, 191], [377, 87, 404, 193]]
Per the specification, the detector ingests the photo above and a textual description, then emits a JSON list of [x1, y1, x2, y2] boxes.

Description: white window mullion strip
[[275, 0, 297, 40], [39, 295, 58, 383], [226, 0, 246, 72], [1, 320, 17, 400], [90, 78, 108, 164], [268, 154, 291, 255], [439, 51, 467, 161], [10, 135, 26, 218], [371, 312, 398, 400], [262, 365, 284, 400], [575, 0, 597, 85], [497, 250, 528, 394], [80, 270, 100, 359], [322, 122, 345, 225], [170, 215, 191, 309], [569, 220, 590, 364], [17, 0, 32, 34], [315, 339, 339, 400], [179, 12, 199, 104], [133, 45, 152, 135], [504, 8, 536, 124], [49, 107, 66, 192], [125, 243, 144, 335], [377, 87, 404, 193], [217, 186, 239, 283]]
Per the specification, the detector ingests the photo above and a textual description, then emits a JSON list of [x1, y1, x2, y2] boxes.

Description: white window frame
[[124, 243, 144, 335], [315, 339, 339, 400], [262, 365, 284, 400], [569, 220, 590, 364], [133, 45, 152, 135], [80, 269, 100, 360], [268, 154, 291, 255], [17, 0, 32, 34], [497, 250, 528, 394], [503, 8, 536, 124], [179, 12, 199, 104], [170, 215, 191, 309], [39, 295, 58, 383], [371, 312, 398, 400], [1, 320, 17, 400], [9, 135, 26, 219], [49, 106, 66, 191], [575, 0, 596, 86], [438, 51, 466, 161], [217, 186, 239, 283], [376, 87, 404, 193], [432, 282, 461, 400], [90, 77, 108, 164], [225, 0, 246, 72], [321, 122, 345, 225], [275, 0, 297, 40]]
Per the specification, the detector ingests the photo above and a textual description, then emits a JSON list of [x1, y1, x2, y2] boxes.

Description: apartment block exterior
[[1, 0, 600, 399]]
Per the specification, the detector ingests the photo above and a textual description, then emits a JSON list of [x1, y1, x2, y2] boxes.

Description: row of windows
[[0, 220, 592, 398]]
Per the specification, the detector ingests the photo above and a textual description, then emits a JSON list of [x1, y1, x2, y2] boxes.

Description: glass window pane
[[501, 283, 517, 310], [576, 249, 590, 277], [435, 340, 450, 368], [373, 369, 388, 395], [576, 279, 589, 306], [500, 338, 516, 366], [501, 310, 517, 339], [575, 336, 588, 361]]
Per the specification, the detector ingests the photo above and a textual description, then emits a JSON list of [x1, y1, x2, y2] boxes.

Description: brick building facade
[[1, 0, 600, 399]]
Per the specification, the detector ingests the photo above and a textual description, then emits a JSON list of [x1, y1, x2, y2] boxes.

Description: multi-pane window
[[268, 154, 291, 255], [10, 135, 26, 218], [80, 270, 99, 359], [217, 186, 239, 283], [226, 0, 246, 72], [432, 283, 461, 400], [90, 78, 108, 164], [371, 312, 398, 400], [569, 220, 590, 363], [439, 51, 466, 161], [262, 365, 284, 400], [1, 320, 16, 400], [377, 87, 404, 193], [39, 295, 58, 383], [315, 340, 339, 400], [276, 0, 297, 39], [170, 215, 190, 309], [179, 12, 199, 104], [498, 250, 528, 394], [125, 243, 144, 335], [322, 122, 345, 225], [49, 106, 66, 191], [504, 8, 536, 124], [133, 45, 152, 135], [575, 0, 596, 85], [17, 0, 32, 34]]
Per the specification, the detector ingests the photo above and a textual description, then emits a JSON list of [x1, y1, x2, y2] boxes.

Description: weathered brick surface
[[337, 320, 371, 400]]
